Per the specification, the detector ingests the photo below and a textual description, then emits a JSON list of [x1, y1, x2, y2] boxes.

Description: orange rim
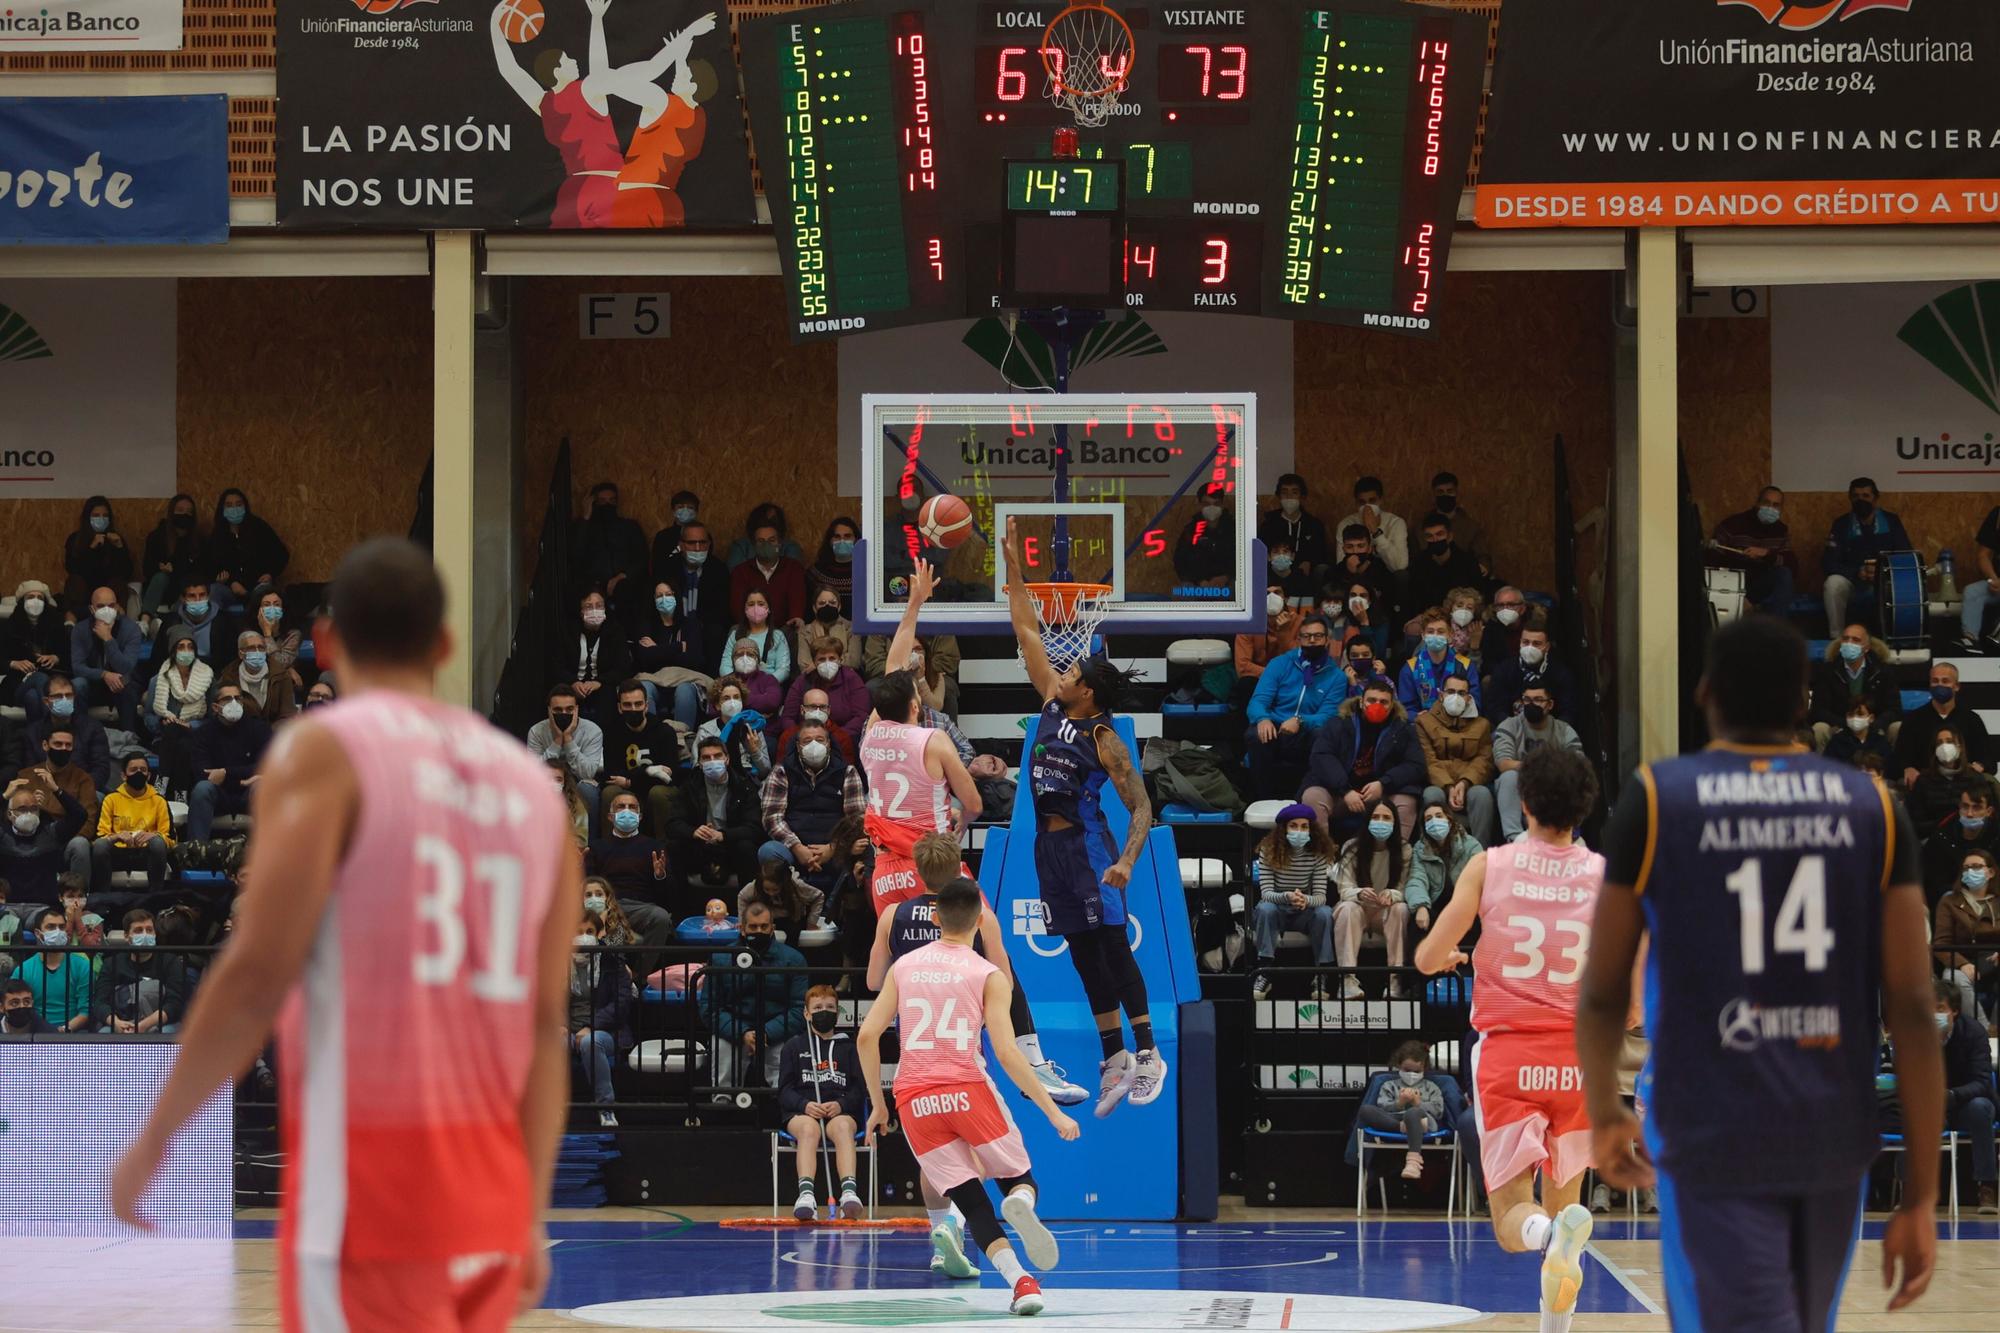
[[1041, 2, 1135, 99], [1021, 581, 1114, 623]]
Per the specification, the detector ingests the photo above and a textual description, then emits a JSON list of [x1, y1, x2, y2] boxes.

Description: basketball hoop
[[1020, 581, 1114, 672], [1042, 1, 1134, 129]]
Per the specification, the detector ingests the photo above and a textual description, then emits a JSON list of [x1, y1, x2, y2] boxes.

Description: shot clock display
[[1001, 159, 1126, 309], [738, 0, 1484, 342]]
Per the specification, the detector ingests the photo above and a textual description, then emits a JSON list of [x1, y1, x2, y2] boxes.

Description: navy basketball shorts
[[1655, 1171, 1865, 1333], [1033, 823, 1127, 937]]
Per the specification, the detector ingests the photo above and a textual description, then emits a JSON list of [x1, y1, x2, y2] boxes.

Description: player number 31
[[412, 835, 531, 1001]]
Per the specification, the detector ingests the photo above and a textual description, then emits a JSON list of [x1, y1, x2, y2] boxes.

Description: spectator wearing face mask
[[568, 911, 636, 1128], [1330, 578, 1390, 661], [187, 684, 272, 840], [1258, 473, 1332, 583], [1428, 472, 1486, 568], [807, 515, 863, 616], [1930, 980, 1999, 1214], [630, 581, 708, 728], [696, 676, 774, 780], [302, 680, 335, 711], [1894, 662, 1990, 789], [1406, 802, 1482, 933], [1924, 787, 1999, 909], [1265, 536, 1313, 606], [1822, 696, 1893, 772], [1412, 586, 1483, 659], [91, 752, 171, 904], [148, 634, 211, 785], [1173, 482, 1237, 589], [1398, 610, 1479, 716], [1490, 686, 1582, 841], [152, 577, 232, 670], [1938, 854, 2000, 1023], [667, 737, 765, 896], [571, 481, 650, 618], [861, 634, 961, 717], [1334, 475, 1409, 575], [250, 591, 303, 686], [220, 629, 297, 723], [731, 517, 810, 629], [1342, 640, 1388, 695], [1480, 611, 1574, 725], [758, 720, 866, 896], [54, 875, 105, 948], [1232, 595, 1300, 708], [650, 490, 703, 584], [19, 907, 92, 1031], [777, 984, 869, 1220], [92, 908, 188, 1033], [2, 579, 67, 715], [71, 585, 144, 734], [17, 725, 99, 832], [601, 681, 681, 836], [737, 856, 827, 934], [1, 977, 56, 1036], [587, 790, 673, 907], [26, 675, 113, 794], [664, 521, 733, 641], [206, 488, 288, 607], [1911, 730, 1992, 829], [800, 590, 865, 671], [141, 494, 204, 617], [777, 687, 858, 766], [1245, 615, 1347, 801], [722, 590, 793, 686], [1302, 680, 1424, 840], [1807, 623, 1902, 752], [1331, 525, 1394, 614], [528, 685, 606, 829], [1822, 476, 1910, 635], [61, 496, 133, 617], [1415, 671, 1498, 846], [556, 589, 631, 727], [1249, 806, 1337, 1000], [701, 901, 806, 1095], [1478, 587, 1529, 665], [1708, 485, 1799, 617], [2, 775, 89, 904], [782, 640, 869, 735], [725, 502, 809, 570], [1333, 799, 1415, 999], [1407, 513, 1492, 621]]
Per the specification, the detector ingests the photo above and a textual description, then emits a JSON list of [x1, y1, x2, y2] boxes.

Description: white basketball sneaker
[[1128, 1048, 1169, 1107], [930, 1218, 977, 1280], [1094, 1050, 1137, 1118], [1033, 1061, 1089, 1107], [1541, 1202, 1593, 1317], [1001, 1188, 1060, 1269]]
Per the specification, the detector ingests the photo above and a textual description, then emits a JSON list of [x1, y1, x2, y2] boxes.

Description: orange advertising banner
[[1476, 179, 2000, 228]]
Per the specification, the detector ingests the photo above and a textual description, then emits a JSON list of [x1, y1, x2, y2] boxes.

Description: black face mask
[[2, 1008, 30, 1029], [1300, 643, 1329, 664], [1434, 494, 1457, 514], [46, 751, 70, 769], [621, 711, 648, 731], [551, 711, 576, 728], [593, 500, 618, 518], [1426, 538, 1452, 558], [810, 1010, 838, 1034], [172, 513, 194, 530], [1521, 703, 1548, 725], [743, 933, 772, 954], [126, 773, 150, 792], [815, 604, 840, 625], [1851, 499, 1874, 520]]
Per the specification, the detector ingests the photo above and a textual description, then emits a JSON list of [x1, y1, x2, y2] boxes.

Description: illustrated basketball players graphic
[[1415, 746, 1605, 1333], [859, 877, 1080, 1316], [1577, 616, 1939, 1333], [113, 539, 581, 1333]]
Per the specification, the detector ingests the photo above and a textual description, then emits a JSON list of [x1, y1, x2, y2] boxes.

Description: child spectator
[[1357, 1040, 1448, 1180], [777, 984, 868, 1220]]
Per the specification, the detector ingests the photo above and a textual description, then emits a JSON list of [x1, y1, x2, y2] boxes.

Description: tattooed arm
[[1097, 726, 1150, 891]]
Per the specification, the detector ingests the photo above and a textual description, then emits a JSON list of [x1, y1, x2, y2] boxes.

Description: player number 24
[[413, 836, 530, 1001], [904, 996, 976, 1052], [1724, 855, 1834, 974], [1500, 916, 1590, 986]]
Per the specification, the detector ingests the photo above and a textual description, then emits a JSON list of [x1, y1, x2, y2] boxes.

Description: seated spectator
[[1429, 471, 1487, 568], [1407, 802, 1481, 935], [19, 906, 92, 1030], [664, 520, 733, 642], [1407, 512, 1492, 619], [26, 675, 112, 794], [251, 590, 304, 687], [92, 753, 173, 908], [555, 589, 631, 726], [551, 758, 592, 848], [71, 585, 144, 734], [61, 497, 133, 617], [583, 874, 672, 951], [0, 878, 18, 947], [737, 856, 827, 935], [700, 900, 806, 1094], [586, 790, 672, 908], [188, 684, 273, 840], [1173, 482, 1236, 589], [1808, 623, 1903, 751], [1334, 475, 1408, 577], [805, 516, 862, 618], [1477, 587, 1529, 666], [784, 639, 868, 735], [775, 687, 858, 767], [758, 720, 866, 894], [148, 634, 211, 793], [1933, 980, 1998, 1214], [528, 685, 605, 828], [778, 984, 868, 1220], [1433, 587, 1484, 659], [1310, 586, 1364, 660], [1232, 596, 1300, 709], [1, 977, 56, 1036], [1912, 729, 1991, 829], [140, 494, 204, 616], [1330, 525, 1394, 617], [600, 680, 679, 835], [569, 911, 636, 1128], [800, 588, 865, 671], [696, 676, 775, 780], [1822, 476, 1909, 634], [1958, 500, 1999, 653], [822, 814, 875, 960], [730, 516, 810, 630], [666, 737, 764, 898], [1708, 485, 1799, 617], [1937, 852, 2000, 1027], [1265, 535, 1312, 607], [1244, 615, 1346, 801], [1356, 1039, 1447, 1181], [92, 908, 188, 1033], [1416, 671, 1498, 846], [56, 875, 105, 948], [630, 581, 708, 728], [650, 490, 701, 585], [2, 777, 88, 905], [1822, 696, 1893, 771], [219, 629, 297, 723], [19, 725, 100, 834], [1398, 610, 1479, 716], [1248, 804, 1335, 1000], [1491, 685, 1582, 841], [571, 481, 649, 620], [1333, 801, 1413, 999], [2, 580, 66, 715], [1481, 612, 1576, 725], [1261, 473, 1333, 584], [724, 501, 809, 570], [720, 590, 793, 687], [206, 487, 289, 606], [1925, 787, 1999, 909], [152, 577, 233, 670], [1895, 662, 1991, 789], [1302, 679, 1423, 840], [302, 679, 335, 710], [1338, 592, 1391, 668]]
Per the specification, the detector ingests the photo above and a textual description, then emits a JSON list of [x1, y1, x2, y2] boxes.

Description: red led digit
[[1125, 240, 1157, 281], [998, 47, 1029, 101], [1099, 51, 1130, 87], [1218, 45, 1247, 100], [1024, 537, 1041, 567], [1009, 402, 1037, 436], [928, 237, 944, 281], [1202, 238, 1229, 285], [1191, 44, 1212, 96], [1142, 529, 1167, 558], [1150, 406, 1176, 443]]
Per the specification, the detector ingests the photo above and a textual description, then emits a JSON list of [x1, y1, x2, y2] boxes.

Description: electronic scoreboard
[[738, 0, 1485, 342]]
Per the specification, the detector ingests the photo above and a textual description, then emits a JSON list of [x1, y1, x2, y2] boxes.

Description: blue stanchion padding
[[1158, 803, 1233, 824], [1160, 700, 1228, 716], [980, 713, 1199, 1221], [179, 870, 230, 886]]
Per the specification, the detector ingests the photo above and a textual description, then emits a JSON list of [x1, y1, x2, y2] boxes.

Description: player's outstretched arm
[[516, 844, 586, 1312], [1576, 880, 1654, 1191], [1002, 518, 1058, 700], [584, 0, 610, 83], [865, 903, 897, 992], [884, 558, 935, 673], [985, 971, 1078, 1139], [112, 722, 355, 1228], [1098, 734, 1150, 891], [1412, 851, 1484, 976], [856, 975, 898, 1140], [490, 3, 547, 112], [1880, 873, 1942, 1312]]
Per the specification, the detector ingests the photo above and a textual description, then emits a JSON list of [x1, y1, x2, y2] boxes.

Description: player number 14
[[1724, 855, 1834, 974]]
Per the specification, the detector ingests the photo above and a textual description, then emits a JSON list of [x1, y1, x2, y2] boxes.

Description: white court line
[[1586, 1241, 1666, 1315], [779, 1248, 1341, 1276]]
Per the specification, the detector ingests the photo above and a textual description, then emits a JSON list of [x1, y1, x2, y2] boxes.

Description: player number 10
[[1724, 855, 1834, 974]]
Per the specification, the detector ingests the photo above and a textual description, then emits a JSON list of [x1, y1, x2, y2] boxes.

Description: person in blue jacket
[[1301, 677, 1427, 840], [1244, 615, 1349, 800], [1822, 476, 1912, 634]]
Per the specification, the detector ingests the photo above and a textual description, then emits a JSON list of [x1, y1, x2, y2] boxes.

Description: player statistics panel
[[739, 2, 963, 341]]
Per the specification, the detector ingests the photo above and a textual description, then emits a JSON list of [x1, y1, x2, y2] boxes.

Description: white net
[[1043, 3, 1132, 129], [1021, 583, 1114, 673]]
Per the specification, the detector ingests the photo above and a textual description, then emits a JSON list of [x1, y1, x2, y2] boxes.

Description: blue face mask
[[1838, 641, 1863, 663], [832, 539, 855, 559], [1964, 816, 1989, 835], [184, 599, 209, 618], [1965, 867, 1991, 892], [51, 697, 74, 718], [223, 504, 247, 524], [1367, 819, 1396, 842], [1422, 633, 1448, 654], [1284, 828, 1311, 849], [89, 515, 110, 533], [612, 809, 642, 834], [260, 606, 283, 624], [651, 592, 677, 616], [701, 759, 729, 781], [686, 549, 709, 567], [1756, 505, 1781, 526], [1270, 555, 1294, 575], [1933, 684, 1957, 705], [1424, 817, 1451, 842], [243, 652, 268, 672], [674, 506, 697, 525]]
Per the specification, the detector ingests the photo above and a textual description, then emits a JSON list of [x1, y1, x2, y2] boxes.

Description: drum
[[1879, 549, 1926, 646], [1704, 566, 1746, 625]]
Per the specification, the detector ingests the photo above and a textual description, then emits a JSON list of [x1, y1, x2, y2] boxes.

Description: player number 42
[[1724, 855, 1834, 974]]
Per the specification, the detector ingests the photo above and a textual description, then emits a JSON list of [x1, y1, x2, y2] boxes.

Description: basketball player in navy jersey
[[1578, 616, 1940, 1331], [1002, 519, 1161, 1117]]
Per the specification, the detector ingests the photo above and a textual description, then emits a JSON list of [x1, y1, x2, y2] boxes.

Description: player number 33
[[1500, 915, 1590, 986]]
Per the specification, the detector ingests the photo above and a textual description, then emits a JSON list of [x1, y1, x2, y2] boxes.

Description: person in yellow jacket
[[92, 752, 174, 911]]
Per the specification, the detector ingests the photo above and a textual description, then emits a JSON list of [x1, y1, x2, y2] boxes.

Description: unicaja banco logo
[[0, 304, 53, 364], [1898, 282, 2000, 413], [1716, 0, 1911, 29]]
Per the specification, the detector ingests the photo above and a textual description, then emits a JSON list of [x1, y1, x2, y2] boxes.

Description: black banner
[[1477, 0, 2000, 227], [276, 0, 755, 229]]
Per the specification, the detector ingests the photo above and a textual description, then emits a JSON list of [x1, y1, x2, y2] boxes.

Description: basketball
[[495, 0, 544, 44], [918, 494, 975, 548]]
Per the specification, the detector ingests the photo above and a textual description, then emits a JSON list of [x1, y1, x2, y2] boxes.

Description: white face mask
[[10, 810, 39, 836], [1398, 1068, 1424, 1086], [219, 699, 245, 723], [1279, 497, 1301, 516], [1348, 595, 1369, 615], [815, 659, 840, 680], [800, 740, 829, 768], [1847, 714, 1870, 734], [128, 932, 155, 949], [1266, 591, 1285, 616], [735, 655, 760, 676], [1938, 743, 1962, 765], [1441, 693, 1469, 718], [1520, 644, 1546, 667], [1450, 607, 1473, 628], [574, 934, 598, 949], [718, 697, 743, 720], [1201, 504, 1223, 522], [1495, 607, 1520, 627], [22, 597, 44, 617], [582, 608, 606, 627], [802, 707, 829, 725], [583, 894, 607, 913], [93, 605, 118, 625]]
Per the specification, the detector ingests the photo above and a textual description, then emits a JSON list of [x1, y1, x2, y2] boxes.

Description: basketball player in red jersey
[[113, 539, 581, 1332], [489, 0, 620, 228], [597, 8, 719, 229]]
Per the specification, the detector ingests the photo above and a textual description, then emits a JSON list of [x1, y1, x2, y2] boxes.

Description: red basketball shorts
[[1470, 1029, 1592, 1190], [897, 1078, 1031, 1192], [282, 1249, 523, 1333]]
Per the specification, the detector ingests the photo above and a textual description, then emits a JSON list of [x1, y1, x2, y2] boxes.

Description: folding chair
[[1879, 1131, 1959, 1223], [771, 1127, 877, 1221], [1356, 1123, 1460, 1218]]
